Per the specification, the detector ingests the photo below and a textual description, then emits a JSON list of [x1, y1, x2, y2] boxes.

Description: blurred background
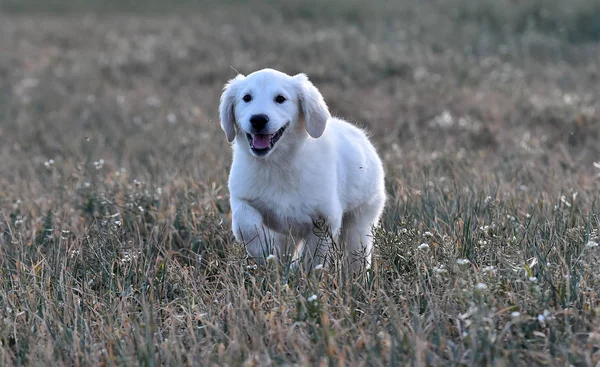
[[1, 0, 599, 200]]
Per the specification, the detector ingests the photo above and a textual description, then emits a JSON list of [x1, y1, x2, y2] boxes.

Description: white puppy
[[219, 68, 385, 273]]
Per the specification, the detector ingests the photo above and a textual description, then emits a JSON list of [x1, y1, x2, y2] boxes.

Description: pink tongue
[[252, 134, 272, 149]]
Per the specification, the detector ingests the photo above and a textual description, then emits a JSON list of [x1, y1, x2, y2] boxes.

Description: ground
[[1, 0, 599, 365]]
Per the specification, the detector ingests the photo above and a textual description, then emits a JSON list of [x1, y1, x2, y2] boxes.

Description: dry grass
[[1, 1, 600, 365]]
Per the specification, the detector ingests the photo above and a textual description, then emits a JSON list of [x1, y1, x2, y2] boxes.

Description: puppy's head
[[219, 68, 331, 158]]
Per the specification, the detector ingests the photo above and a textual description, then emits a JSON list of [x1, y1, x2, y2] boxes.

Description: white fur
[[219, 68, 386, 273]]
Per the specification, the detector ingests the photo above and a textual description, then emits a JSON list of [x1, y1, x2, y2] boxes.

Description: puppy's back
[[327, 118, 385, 210]]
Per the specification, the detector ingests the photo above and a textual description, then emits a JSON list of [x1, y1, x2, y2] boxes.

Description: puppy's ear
[[294, 73, 331, 139], [219, 74, 245, 143]]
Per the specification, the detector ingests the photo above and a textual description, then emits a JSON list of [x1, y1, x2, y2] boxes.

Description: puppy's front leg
[[230, 198, 286, 264]]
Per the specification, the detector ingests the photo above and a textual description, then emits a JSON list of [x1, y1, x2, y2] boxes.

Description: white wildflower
[[433, 265, 447, 274], [44, 159, 55, 170], [529, 277, 538, 282], [482, 265, 495, 273], [167, 112, 177, 124], [418, 243, 430, 250], [314, 264, 324, 270], [266, 254, 276, 262], [537, 314, 545, 323], [431, 110, 454, 128], [537, 310, 551, 326], [457, 259, 471, 265], [146, 96, 161, 107], [511, 311, 521, 318], [120, 252, 132, 264], [12, 199, 22, 210], [307, 294, 318, 302], [423, 231, 433, 238], [93, 159, 104, 170], [586, 241, 598, 248], [484, 196, 493, 205], [476, 282, 488, 290]]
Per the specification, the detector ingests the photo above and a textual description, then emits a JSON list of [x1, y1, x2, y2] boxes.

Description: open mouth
[[246, 124, 288, 156]]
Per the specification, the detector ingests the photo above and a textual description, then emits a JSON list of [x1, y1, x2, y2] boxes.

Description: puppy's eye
[[275, 95, 286, 104], [242, 94, 252, 103]]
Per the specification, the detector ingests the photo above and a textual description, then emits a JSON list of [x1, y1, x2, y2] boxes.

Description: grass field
[[1, 0, 600, 365]]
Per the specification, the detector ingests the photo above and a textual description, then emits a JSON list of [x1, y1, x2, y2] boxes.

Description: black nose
[[250, 114, 269, 130]]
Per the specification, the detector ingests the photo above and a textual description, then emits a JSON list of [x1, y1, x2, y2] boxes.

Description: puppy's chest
[[246, 193, 318, 235], [232, 160, 322, 234]]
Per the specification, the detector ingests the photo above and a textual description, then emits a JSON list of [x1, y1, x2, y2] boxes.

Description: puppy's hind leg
[[341, 194, 385, 274], [301, 215, 342, 271]]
